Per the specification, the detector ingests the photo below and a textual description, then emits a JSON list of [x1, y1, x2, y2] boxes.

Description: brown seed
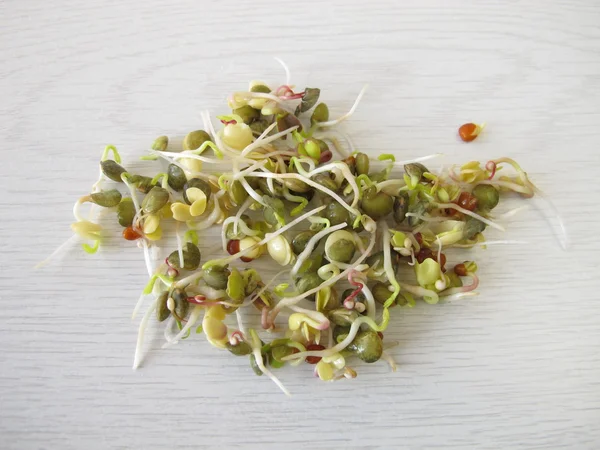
[[457, 191, 478, 211], [454, 263, 468, 276], [458, 123, 480, 142], [122, 226, 141, 241], [305, 344, 325, 364]]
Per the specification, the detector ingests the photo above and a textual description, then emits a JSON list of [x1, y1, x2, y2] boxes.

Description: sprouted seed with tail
[[43, 61, 567, 396]]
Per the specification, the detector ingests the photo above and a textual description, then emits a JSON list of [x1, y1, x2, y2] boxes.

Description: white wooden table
[[2, 1, 599, 448]]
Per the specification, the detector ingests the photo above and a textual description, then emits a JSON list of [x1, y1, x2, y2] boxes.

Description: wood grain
[[1, 1, 600, 449]]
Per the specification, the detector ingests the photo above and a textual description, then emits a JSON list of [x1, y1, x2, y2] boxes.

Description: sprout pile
[[50, 63, 561, 395]]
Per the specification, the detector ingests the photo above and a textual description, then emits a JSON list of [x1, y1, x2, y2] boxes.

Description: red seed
[[377, 332, 384, 340], [305, 344, 325, 364], [459, 123, 480, 142], [122, 226, 141, 241], [454, 263, 467, 276], [227, 239, 240, 255], [416, 247, 433, 264], [457, 191, 478, 211], [414, 232, 423, 247], [240, 256, 253, 263], [434, 252, 447, 272], [319, 150, 332, 164]]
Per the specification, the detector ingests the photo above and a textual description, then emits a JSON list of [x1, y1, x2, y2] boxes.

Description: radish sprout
[[49, 72, 551, 394]]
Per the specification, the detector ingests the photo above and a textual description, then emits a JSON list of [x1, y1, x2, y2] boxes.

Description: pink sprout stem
[[440, 273, 480, 297], [261, 306, 273, 330], [486, 161, 497, 180], [274, 85, 305, 100], [229, 330, 245, 345], [343, 270, 364, 306]]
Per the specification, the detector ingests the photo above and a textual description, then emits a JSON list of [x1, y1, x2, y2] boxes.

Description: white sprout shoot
[[315, 129, 355, 156], [435, 202, 506, 231], [401, 283, 439, 304], [288, 305, 329, 328], [298, 161, 360, 207], [354, 274, 376, 319], [352, 231, 367, 254], [381, 221, 400, 306], [404, 213, 448, 223], [150, 149, 240, 165], [274, 57, 291, 86], [163, 316, 178, 344], [240, 126, 299, 157], [249, 329, 290, 396], [447, 240, 529, 249], [235, 309, 247, 336], [318, 263, 341, 280], [239, 177, 268, 207], [221, 216, 260, 251], [163, 305, 203, 347], [490, 205, 530, 221], [317, 85, 368, 127], [373, 153, 444, 167], [233, 196, 254, 236], [175, 221, 184, 269], [151, 152, 218, 183], [231, 159, 269, 181], [122, 174, 154, 277], [532, 187, 569, 250], [291, 222, 348, 276]]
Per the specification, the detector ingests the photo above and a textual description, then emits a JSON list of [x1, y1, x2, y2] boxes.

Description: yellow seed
[[437, 187, 449, 203], [185, 188, 207, 217], [267, 235, 293, 265], [203, 316, 227, 340], [190, 199, 207, 216], [301, 323, 311, 342], [185, 187, 203, 203], [323, 353, 345, 369], [142, 214, 160, 234], [239, 236, 265, 259], [159, 202, 173, 219], [316, 360, 334, 381], [171, 202, 193, 222], [181, 158, 203, 174], [205, 305, 226, 321], [145, 226, 162, 241], [222, 123, 253, 150], [288, 313, 305, 331]]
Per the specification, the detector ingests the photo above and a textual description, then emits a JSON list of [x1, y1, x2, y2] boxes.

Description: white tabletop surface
[[2, 1, 600, 449]]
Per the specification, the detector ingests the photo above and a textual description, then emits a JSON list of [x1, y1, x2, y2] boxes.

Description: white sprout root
[[381, 351, 397, 372], [35, 234, 80, 269], [133, 296, 160, 369], [317, 85, 368, 127]]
